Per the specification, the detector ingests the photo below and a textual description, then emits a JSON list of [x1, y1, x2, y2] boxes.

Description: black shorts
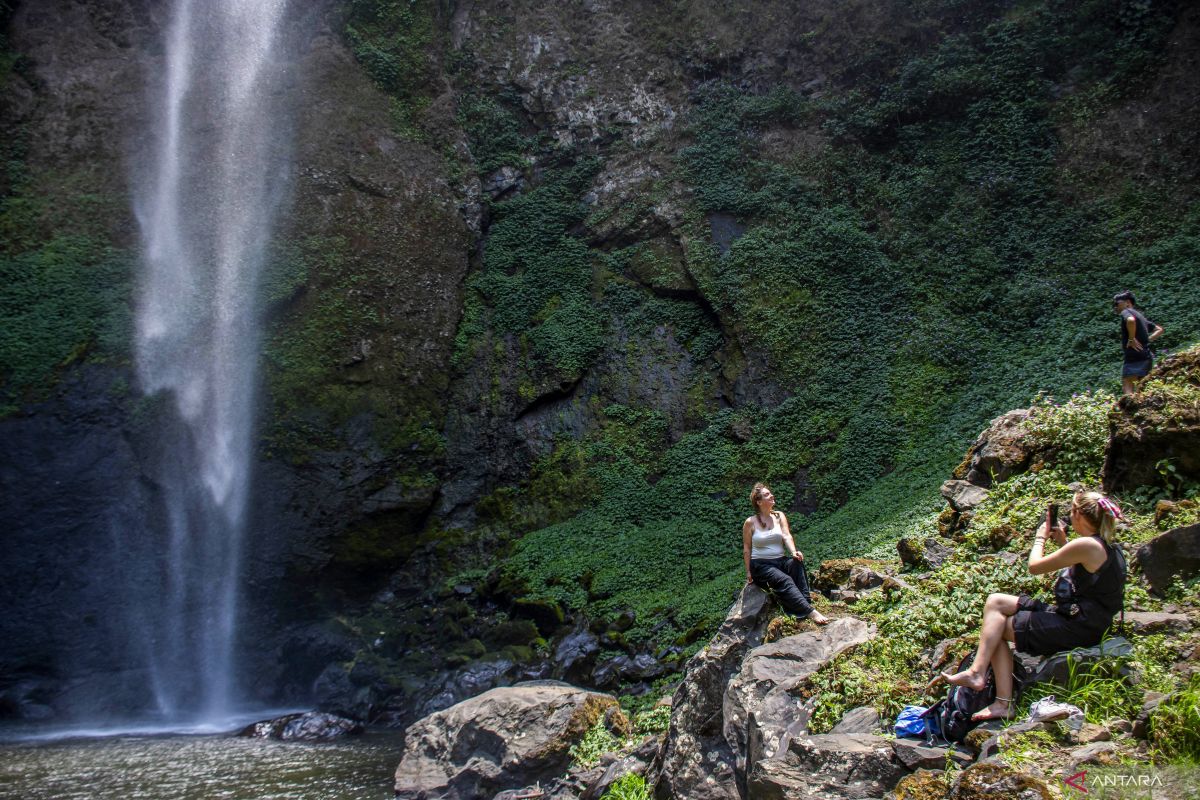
[[1011, 595, 1110, 656], [1123, 357, 1152, 378]]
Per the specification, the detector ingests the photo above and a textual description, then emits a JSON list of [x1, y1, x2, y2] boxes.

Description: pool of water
[[0, 728, 404, 800]]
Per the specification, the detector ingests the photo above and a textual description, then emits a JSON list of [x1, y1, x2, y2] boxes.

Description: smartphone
[[1047, 503, 1058, 529]]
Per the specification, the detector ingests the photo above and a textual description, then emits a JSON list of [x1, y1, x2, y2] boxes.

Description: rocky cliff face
[[3, 0, 1200, 720]]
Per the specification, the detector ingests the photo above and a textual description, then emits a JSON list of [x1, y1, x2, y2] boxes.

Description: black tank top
[[1071, 536, 1126, 616]]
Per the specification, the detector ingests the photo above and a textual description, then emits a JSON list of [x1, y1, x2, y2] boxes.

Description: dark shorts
[[1123, 357, 1152, 377], [1011, 595, 1110, 656]]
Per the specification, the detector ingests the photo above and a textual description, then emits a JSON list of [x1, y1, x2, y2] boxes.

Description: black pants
[[750, 556, 814, 617]]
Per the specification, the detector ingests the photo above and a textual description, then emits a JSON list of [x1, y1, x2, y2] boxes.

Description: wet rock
[[591, 653, 666, 689], [830, 706, 882, 735], [394, 682, 618, 800], [647, 585, 773, 800], [941, 480, 990, 513], [1134, 523, 1200, 594], [723, 618, 877, 782], [313, 662, 376, 720], [747, 733, 908, 800], [954, 409, 1036, 488], [892, 739, 973, 770], [413, 658, 520, 719], [238, 711, 364, 741], [1123, 611, 1193, 634], [555, 627, 601, 682], [0, 678, 57, 721], [949, 762, 1054, 799]]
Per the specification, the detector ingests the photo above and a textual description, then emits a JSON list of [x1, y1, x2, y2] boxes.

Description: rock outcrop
[[723, 617, 876, 784], [952, 409, 1037, 489], [1103, 349, 1200, 492], [648, 585, 773, 800], [1135, 523, 1200, 595], [393, 682, 619, 800]]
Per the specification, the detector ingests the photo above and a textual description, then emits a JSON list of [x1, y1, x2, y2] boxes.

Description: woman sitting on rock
[[941, 491, 1127, 721], [743, 482, 829, 625]]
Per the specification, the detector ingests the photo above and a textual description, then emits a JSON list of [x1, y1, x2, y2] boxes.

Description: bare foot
[[807, 610, 830, 625], [940, 669, 987, 692], [971, 699, 1013, 721]]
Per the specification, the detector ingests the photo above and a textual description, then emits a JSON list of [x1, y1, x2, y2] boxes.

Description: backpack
[[923, 653, 1029, 743]]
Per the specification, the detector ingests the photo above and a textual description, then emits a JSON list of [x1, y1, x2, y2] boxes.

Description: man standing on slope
[[1113, 290, 1163, 395]]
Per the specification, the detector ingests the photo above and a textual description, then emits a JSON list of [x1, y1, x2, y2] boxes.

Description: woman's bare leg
[[973, 619, 1017, 720], [942, 593, 1020, 690]]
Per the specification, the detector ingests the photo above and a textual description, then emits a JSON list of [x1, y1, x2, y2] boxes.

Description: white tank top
[[750, 515, 786, 559]]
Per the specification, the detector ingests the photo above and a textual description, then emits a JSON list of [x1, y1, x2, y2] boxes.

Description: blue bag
[[894, 705, 929, 738]]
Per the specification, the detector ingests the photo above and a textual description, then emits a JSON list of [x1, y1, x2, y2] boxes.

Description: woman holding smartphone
[[939, 491, 1127, 720]]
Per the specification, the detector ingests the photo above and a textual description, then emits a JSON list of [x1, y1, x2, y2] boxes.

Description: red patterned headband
[[1096, 497, 1124, 520]]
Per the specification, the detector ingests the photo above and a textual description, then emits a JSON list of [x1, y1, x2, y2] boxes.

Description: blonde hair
[[1072, 491, 1119, 544], [750, 482, 771, 513]]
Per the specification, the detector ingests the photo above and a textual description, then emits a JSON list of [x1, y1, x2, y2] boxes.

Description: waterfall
[[131, 0, 296, 722]]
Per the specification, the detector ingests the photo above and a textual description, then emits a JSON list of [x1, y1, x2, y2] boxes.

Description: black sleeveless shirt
[[1071, 536, 1126, 617]]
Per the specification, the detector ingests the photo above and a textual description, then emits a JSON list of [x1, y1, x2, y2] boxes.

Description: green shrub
[[1149, 673, 1200, 764], [0, 236, 130, 409], [1022, 391, 1116, 483], [569, 718, 622, 769], [601, 774, 651, 800], [632, 705, 671, 736]]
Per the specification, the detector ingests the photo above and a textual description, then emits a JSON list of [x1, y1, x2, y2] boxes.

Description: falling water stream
[[131, 0, 295, 723]]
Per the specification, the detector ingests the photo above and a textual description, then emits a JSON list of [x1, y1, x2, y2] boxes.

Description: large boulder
[[1135, 524, 1200, 595], [393, 682, 619, 800], [954, 409, 1036, 488], [723, 617, 877, 783], [648, 585, 773, 800], [747, 733, 908, 800], [940, 480, 990, 513]]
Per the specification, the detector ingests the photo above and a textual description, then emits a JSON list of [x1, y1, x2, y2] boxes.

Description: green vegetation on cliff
[[0, 108, 131, 413], [453, 0, 1200, 656]]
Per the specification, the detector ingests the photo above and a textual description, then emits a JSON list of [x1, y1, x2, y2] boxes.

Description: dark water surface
[[0, 729, 403, 800]]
